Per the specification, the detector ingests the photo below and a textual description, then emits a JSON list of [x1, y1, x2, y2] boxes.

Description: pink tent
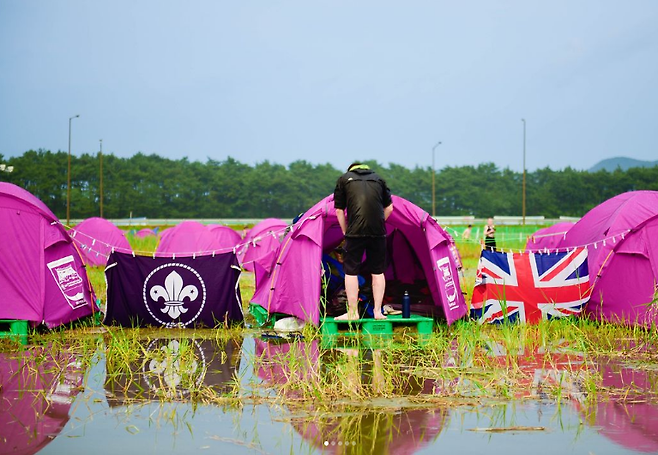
[[557, 191, 658, 326], [70, 217, 131, 266], [0, 183, 99, 328], [251, 194, 467, 326], [135, 228, 156, 238], [208, 224, 242, 249], [525, 222, 575, 252], [156, 220, 234, 256], [239, 218, 287, 271]]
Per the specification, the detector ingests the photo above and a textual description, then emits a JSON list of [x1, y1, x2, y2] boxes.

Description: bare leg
[[372, 273, 387, 320], [335, 274, 360, 320]]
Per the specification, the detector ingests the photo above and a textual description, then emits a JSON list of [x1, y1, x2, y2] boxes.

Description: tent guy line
[[64, 221, 631, 260], [64, 221, 291, 262], [444, 225, 632, 255]]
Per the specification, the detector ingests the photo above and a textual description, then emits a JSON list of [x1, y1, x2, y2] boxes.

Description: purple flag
[[105, 252, 243, 327]]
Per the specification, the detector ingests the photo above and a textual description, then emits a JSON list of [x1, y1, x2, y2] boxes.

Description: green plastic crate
[[0, 319, 28, 345], [321, 314, 433, 336], [248, 303, 291, 328]]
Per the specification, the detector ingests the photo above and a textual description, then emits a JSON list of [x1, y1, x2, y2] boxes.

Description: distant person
[[462, 224, 472, 240], [333, 162, 393, 321], [484, 217, 496, 251]]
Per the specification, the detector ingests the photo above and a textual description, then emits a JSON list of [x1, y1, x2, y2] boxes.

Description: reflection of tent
[[557, 191, 658, 326], [0, 183, 99, 328], [251, 194, 467, 325], [239, 218, 287, 271], [70, 217, 131, 266], [525, 222, 574, 252], [587, 361, 658, 453], [291, 407, 447, 455], [254, 338, 447, 454], [105, 337, 243, 405], [595, 400, 658, 453], [255, 338, 320, 391], [156, 221, 236, 256], [0, 350, 83, 455]]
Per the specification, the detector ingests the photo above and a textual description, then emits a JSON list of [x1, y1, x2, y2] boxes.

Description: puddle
[[2, 335, 658, 454]]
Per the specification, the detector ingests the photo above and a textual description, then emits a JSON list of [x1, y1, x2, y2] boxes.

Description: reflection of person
[[334, 162, 393, 321], [484, 217, 496, 251], [335, 348, 385, 395], [462, 224, 472, 240]]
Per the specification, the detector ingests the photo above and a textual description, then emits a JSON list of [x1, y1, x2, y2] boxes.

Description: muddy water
[[2, 335, 658, 455]]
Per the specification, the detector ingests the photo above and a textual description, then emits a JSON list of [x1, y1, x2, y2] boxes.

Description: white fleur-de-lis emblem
[[150, 271, 199, 319], [148, 340, 199, 390]]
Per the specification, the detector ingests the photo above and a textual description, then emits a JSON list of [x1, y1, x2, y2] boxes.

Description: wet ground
[[2, 333, 658, 455]]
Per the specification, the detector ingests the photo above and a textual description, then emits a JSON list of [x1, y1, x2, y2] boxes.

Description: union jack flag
[[470, 248, 591, 324]]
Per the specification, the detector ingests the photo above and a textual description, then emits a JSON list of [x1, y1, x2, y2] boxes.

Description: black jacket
[[333, 169, 392, 237]]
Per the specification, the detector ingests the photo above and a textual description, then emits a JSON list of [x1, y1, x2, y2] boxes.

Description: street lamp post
[[431, 141, 441, 217], [99, 139, 103, 218], [522, 118, 526, 226], [67, 114, 80, 225]]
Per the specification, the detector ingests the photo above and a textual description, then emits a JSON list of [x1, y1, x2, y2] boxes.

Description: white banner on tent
[[47, 255, 88, 309]]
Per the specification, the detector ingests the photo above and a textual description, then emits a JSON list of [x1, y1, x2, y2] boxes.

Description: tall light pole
[[67, 114, 80, 225], [431, 141, 441, 217], [521, 118, 526, 226], [99, 139, 104, 218]]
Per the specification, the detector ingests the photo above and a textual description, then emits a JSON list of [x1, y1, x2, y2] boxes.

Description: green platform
[[0, 320, 29, 345], [248, 303, 291, 328], [321, 314, 433, 337]]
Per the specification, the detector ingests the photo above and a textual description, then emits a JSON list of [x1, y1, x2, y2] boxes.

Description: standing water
[[2, 329, 657, 455]]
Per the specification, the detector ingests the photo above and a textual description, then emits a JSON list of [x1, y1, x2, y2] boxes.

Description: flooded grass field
[[2, 230, 658, 454], [4, 314, 658, 454]]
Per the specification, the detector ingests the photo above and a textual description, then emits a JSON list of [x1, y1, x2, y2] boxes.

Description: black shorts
[[343, 236, 387, 275]]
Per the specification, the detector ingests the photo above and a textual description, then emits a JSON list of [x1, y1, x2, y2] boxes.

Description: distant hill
[[589, 157, 658, 172]]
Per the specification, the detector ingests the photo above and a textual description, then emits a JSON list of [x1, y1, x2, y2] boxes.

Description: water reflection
[[4, 334, 658, 454], [291, 407, 447, 454], [254, 337, 460, 399], [480, 339, 588, 401], [255, 337, 449, 454], [588, 360, 658, 453], [104, 336, 243, 404], [0, 348, 84, 454]]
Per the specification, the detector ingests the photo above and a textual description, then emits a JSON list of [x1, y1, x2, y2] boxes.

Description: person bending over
[[333, 162, 393, 321]]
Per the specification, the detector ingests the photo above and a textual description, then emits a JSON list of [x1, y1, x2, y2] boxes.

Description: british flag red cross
[[471, 247, 592, 324]]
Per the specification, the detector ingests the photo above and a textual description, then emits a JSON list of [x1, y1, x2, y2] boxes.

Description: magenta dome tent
[[239, 218, 288, 271], [135, 228, 156, 238], [70, 217, 131, 266], [525, 222, 575, 252], [0, 183, 98, 328], [557, 191, 658, 327], [250, 194, 467, 326], [208, 224, 242, 249], [156, 221, 231, 256]]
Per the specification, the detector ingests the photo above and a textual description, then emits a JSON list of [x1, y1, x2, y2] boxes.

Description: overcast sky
[[1, 1, 656, 172]]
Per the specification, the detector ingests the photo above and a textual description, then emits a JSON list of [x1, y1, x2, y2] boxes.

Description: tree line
[[1, 149, 657, 220]]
